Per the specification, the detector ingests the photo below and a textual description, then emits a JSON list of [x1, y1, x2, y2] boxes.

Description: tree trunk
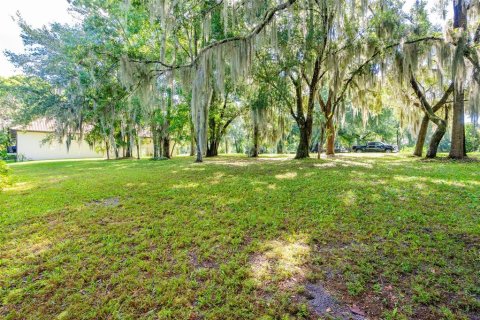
[[195, 139, 203, 162], [190, 138, 195, 156], [318, 123, 325, 159], [251, 122, 259, 157], [414, 115, 429, 157], [325, 116, 335, 155], [162, 137, 171, 159], [194, 90, 212, 163], [105, 139, 110, 160], [206, 139, 219, 157], [277, 139, 284, 154], [427, 108, 448, 158], [206, 124, 219, 156], [129, 127, 135, 158], [291, 73, 312, 159], [195, 115, 204, 162], [396, 127, 401, 151], [449, 88, 466, 158], [161, 114, 171, 159], [159, 138, 163, 158], [159, 139, 164, 159], [190, 123, 195, 156], [206, 101, 218, 158], [195, 112, 203, 162], [410, 75, 454, 158], [449, 0, 467, 159], [114, 142, 119, 158], [206, 116, 219, 157], [125, 133, 132, 158], [152, 127, 159, 158], [111, 132, 119, 159], [426, 125, 445, 158], [295, 122, 311, 159], [136, 136, 140, 159], [171, 141, 177, 158]]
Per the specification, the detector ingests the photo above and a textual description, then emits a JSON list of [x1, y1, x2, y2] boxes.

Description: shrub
[[0, 160, 10, 190], [0, 131, 9, 160]]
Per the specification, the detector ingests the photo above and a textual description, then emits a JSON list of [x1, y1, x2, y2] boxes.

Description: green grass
[[0, 154, 479, 319]]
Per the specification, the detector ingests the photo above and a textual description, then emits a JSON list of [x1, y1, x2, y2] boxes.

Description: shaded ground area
[[305, 283, 365, 319], [0, 154, 479, 319]]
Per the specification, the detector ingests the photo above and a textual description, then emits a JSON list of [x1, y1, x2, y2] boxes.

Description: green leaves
[[0, 160, 10, 190]]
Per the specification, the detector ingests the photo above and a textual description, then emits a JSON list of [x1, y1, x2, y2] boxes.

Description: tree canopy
[[2, 0, 480, 160]]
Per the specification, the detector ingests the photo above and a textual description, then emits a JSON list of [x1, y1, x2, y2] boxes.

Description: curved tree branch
[[334, 36, 445, 106], [132, 0, 297, 72], [410, 72, 450, 128]]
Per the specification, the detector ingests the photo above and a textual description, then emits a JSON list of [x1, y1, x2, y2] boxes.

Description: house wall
[[16, 131, 155, 161], [16, 131, 105, 161]]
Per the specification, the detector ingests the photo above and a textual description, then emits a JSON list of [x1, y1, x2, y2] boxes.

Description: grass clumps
[[0, 154, 479, 319]]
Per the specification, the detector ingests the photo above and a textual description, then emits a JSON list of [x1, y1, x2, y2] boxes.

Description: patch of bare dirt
[[304, 283, 367, 320], [90, 197, 121, 207], [189, 251, 218, 270]]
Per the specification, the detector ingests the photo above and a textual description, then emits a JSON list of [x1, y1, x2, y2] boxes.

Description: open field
[[1, 154, 479, 319]]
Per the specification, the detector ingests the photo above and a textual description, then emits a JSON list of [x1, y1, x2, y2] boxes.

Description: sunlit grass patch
[[275, 171, 298, 180], [2, 181, 36, 192], [251, 235, 310, 289]]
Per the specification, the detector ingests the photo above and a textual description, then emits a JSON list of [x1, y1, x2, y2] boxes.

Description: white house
[[11, 118, 153, 161]]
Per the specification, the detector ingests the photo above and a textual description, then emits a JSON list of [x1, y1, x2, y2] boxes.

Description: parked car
[[335, 146, 350, 153], [352, 141, 395, 153]]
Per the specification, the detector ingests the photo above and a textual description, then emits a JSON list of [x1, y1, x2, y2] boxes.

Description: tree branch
[[410, 72, 447, 128], [335, 36, 445, 106], [432, 83, 454, 112], [134, 0, 297, 72]]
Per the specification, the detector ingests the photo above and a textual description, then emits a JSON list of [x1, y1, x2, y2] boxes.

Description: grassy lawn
[[0, 154, 479, 319]]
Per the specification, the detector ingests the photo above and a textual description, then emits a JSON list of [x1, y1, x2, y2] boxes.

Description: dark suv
[[352, 141, 395, 153]]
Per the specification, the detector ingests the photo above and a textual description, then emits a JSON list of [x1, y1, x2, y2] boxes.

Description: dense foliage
[[1, 0, 479, 160]]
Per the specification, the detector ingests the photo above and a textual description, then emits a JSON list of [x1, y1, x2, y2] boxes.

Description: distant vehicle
[[335, 146, 350, 153], [313, 144, 349, 153], [352, 141, 395, 153]]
